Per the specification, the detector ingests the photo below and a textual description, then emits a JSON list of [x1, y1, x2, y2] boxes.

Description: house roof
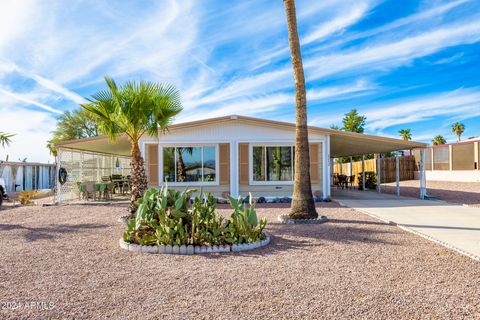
[[54, 115, 427, 157]]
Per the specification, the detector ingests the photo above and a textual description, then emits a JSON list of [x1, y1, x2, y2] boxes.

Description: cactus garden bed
[[121, 187, 269, 254]]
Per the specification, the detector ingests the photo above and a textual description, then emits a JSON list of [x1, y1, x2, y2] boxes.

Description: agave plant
[[123, 187, 267, 246]]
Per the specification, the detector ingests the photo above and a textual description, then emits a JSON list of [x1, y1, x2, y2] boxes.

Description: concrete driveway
[[332, 189, 480, 260]]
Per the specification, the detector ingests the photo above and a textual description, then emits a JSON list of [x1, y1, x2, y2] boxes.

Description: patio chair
[[338, 175, 347, 190], [84, 182, 97, 201], [348, 175, 355, 189]]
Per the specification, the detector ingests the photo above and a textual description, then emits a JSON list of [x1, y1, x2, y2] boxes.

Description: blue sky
[[1, 0, 480, 163]]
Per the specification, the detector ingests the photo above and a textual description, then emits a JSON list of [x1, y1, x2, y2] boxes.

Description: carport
[[325, 129, 428, 199]]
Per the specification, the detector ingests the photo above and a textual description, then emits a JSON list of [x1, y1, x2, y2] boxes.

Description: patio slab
[[332, 189, 480, 260]]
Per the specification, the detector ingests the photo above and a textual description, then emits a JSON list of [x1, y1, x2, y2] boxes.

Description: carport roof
[[54, 115, 427, 157]]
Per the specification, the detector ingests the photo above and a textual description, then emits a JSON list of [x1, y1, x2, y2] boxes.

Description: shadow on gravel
[[0, 223, 109, 242], [202, 218, 397, 260]]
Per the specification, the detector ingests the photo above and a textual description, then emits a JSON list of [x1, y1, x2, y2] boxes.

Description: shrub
[[123, 187, 267, 246], [18, 190, 38, 205], [357, 171, 377, 190]]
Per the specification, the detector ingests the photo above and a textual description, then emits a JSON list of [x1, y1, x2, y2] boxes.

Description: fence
[[333, 155, 416, 184], [412, 141, 479, 171], [56, 148, 131, 202]]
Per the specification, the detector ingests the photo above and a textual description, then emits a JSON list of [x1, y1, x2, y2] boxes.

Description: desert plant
[[123, 187, 267, 246], [357, 171, 377, 190], [451, 122, 465, 142], [81, 77, 182, 213], [18, 190, 38, 205]]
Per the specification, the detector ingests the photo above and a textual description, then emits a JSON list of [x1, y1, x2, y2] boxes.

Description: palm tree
[[284, 0, 317, 219], [81, 77, 182, 213], [451, 122, 465, 142], [432, 135, 446, 146], [398, 129, 412, 141], [0, 132, 15, 148]]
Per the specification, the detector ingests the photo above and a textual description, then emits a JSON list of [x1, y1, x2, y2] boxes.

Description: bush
[[18, 190, 38, 205], [123, 187, 267, 246], [357, 171, 377, 190]]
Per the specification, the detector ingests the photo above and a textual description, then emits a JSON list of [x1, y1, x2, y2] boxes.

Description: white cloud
[[0, 105, 56, 163], [365, 88, 480, 131], [306, 20, 480, 79], [302, 2, 370, 45], [0, 88, 62, 114]]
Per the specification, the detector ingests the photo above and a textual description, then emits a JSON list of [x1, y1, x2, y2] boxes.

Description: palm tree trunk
[[284, 0, 317, 219], [129, 141, 148, 213]]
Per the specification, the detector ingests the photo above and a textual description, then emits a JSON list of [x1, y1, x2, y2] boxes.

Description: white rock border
[[277, 214, 328, 224], [119, 232, 271, 255]]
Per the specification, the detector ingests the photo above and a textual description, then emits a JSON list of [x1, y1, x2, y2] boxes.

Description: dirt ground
[[0, 202, 478, 319]]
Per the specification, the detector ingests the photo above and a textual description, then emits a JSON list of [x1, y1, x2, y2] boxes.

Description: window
[[252, 145, 294, 183], [162, 146, 217, 184]]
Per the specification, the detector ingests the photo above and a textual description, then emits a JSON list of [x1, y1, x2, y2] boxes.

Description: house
[[54, 115, 426, 202]]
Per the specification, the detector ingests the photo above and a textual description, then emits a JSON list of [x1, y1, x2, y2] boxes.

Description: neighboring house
[[0, 161, 56, 192], [54, 115, 425, 202], [413, 137, 480, 182]]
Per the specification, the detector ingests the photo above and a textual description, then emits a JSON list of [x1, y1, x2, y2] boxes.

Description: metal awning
[[54, 115, 427, 158], [55, 135, 131, 156], [328, 131, 426, 157]]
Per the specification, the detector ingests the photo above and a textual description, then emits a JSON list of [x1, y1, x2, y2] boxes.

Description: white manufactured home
[[54, 115, 426, 202]]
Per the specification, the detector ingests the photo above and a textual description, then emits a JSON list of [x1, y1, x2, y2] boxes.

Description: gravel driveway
[[0, 202, 479, 319], [381, 180, 480, 207]]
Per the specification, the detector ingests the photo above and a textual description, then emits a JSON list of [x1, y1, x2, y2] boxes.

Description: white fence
[[55, 148, 131, 202]]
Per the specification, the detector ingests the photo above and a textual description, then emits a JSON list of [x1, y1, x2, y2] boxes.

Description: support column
[[323, 136, 331, 199], [229, 141, 238, 198], [376, 153, 381, 193], [362, 155, 365, 191], [349, 156, 353, 176], [396, 153, 400, 197], [449, 144, 453, 171], [419, 148, 426, 199], [475, 141, 479, 170]]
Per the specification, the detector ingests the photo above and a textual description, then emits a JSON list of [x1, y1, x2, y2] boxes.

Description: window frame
[[249, 143, 294, 185], [159, 143, 220, 186]]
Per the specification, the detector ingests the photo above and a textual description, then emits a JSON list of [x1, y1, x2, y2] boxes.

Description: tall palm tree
[[451, 122, 465, 142], [81, 77, 182, 213], [284, 0, 317, 219], [398, 129, 412, 141], [0, 132, 14, 148], [432, 135, 446, 146]]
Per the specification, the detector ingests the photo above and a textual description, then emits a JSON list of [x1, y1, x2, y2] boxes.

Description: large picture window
[[252, 145, 294, 183], [163, 146, 217, 184]]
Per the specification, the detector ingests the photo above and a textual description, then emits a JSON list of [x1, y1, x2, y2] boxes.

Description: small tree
[[81, 77, 182, 213], [451, 122, 465, 142], [47, 109, 99, 156], [398, 129, 412, 141], [342, 109, 366, 133], [432, 135, 446, 146]]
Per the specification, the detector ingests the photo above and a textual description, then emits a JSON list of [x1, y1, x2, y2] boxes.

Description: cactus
[[124, 187, 267, 246]]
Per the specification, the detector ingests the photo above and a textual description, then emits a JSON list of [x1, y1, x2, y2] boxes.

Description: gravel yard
[[0, 202, 479, 319], [381, 180, 480, 207]]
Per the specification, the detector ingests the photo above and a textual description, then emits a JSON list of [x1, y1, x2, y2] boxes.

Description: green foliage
[[81, 76, 182, 144], [0, 132, 15, 148], [47, 109, 99, 156], [451, 122, 465, 142], [398, 129, 412, 141], [432, 135, 446, 146], [357, 171, 377, 190], [123, 187, 267, 246], [342, 109, 366, 133]]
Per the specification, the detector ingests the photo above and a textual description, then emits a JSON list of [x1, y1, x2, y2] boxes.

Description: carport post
[[349, 156, 353, 177], [396, 152, 400, 197], [419, 148, 426, 199], [376, 153, 381, 193], [361, 155, 365, 191]]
